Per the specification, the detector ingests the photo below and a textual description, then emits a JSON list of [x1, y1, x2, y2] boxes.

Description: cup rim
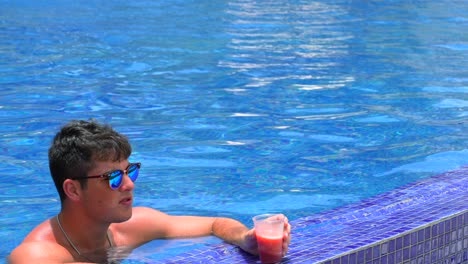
[[252, 213, 284, 223]]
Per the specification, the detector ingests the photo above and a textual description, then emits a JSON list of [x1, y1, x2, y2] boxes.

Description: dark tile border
[[323, 211, 467, 264]]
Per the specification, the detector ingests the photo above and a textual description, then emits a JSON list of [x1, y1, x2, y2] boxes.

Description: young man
[[9, 120, 291, 263]]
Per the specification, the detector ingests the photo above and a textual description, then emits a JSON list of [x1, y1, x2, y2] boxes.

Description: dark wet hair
[[48, 120, 132, 202]]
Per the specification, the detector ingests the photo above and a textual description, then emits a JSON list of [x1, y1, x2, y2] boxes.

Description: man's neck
[[57, 209, 111, 254]]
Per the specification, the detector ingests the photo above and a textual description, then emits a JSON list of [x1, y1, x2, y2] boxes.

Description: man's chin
[[114, 209, 133, 223]]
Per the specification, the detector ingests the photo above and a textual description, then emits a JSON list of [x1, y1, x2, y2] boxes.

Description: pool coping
[[152, 166, 468, 263]]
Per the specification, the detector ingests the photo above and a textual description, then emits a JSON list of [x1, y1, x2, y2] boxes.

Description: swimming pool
[[1, 0, 467, 262]]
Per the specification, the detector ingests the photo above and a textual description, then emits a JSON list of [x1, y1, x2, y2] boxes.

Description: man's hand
[[239, 215, 291, 256], [238, 228, 258, 255], [281, 216, 292, 256]]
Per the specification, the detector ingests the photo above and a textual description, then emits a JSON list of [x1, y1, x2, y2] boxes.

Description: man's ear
[[63, 179, 82, 201]]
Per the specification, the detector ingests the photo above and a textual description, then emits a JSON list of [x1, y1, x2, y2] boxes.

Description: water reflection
[[220, 0, 354, 91], [1, 0, 467, 260]]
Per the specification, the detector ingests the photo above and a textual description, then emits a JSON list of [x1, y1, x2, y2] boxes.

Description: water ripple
[[1, 0, 468, 257]]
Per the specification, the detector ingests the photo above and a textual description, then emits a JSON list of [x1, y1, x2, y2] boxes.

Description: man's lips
[[120, 197, 133, 205]]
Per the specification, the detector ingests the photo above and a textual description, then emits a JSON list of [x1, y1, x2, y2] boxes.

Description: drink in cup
[[253, 214, 284, 264]]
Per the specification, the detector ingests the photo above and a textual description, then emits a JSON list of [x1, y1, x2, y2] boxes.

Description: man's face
[[81, 159, 135, 223]]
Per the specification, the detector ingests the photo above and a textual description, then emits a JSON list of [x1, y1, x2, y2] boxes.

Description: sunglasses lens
[[106, 163, 140, 190], [108, 171, 123, 190], [127, 163, 140, 182]]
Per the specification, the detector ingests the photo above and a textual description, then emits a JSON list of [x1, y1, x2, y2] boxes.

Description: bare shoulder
[[118, 207, 216, 239], [8, 218, 74, 263], [112, 206, 168, 232], [110, 207, 216, 247], [22, 218, 55, 242], [9, 241, 70, 264], [110, 207, 172, 247], [132, 206, 167, 218]]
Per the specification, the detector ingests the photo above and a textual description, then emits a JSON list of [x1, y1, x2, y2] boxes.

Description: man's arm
[[211, 217, 258, 255], [125, 207, 251, 243], [125, 207, 290, 256]]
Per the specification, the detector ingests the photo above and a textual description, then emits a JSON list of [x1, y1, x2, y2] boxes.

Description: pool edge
[[153, 166, 468, 263]]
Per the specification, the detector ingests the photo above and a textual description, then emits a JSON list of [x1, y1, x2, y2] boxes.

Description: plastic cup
[[253, 214, 284, 264]]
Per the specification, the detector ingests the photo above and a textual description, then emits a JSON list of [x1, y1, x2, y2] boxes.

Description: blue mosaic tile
[[154, 167, 467, 263]]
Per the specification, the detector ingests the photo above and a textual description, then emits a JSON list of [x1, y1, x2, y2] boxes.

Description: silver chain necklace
[[56, 214, 112, 263]]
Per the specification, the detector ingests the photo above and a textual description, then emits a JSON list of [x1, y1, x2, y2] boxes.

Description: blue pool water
[[1, 0, 467, 262]]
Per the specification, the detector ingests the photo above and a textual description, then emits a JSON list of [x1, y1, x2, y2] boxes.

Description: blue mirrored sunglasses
[[72, 163, 141, 190]]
